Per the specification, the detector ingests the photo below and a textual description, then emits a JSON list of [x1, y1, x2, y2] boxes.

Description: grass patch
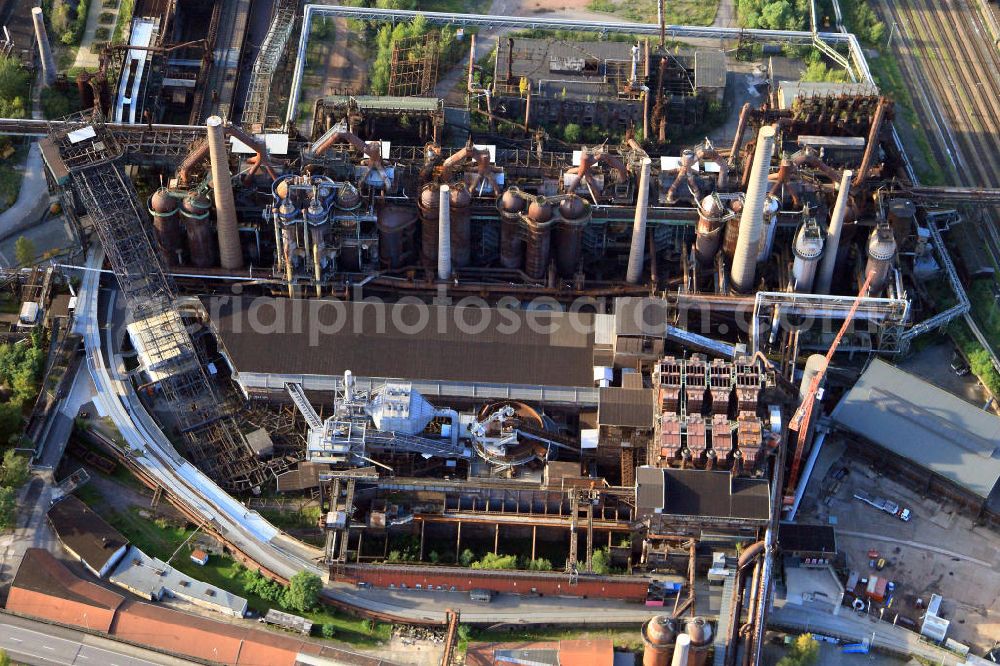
[[586, 0, 718, 24], [868, 53, 945, 186], [969, 281, 1000, 342], [112, 0, 133, 44], [258, 505, 322, 531], [418, 0, 491, 12], [99, 504, 390, 647], [0, 144, 28, 212], [950, 318, 1000, 398], [41, 86, 80, 120]]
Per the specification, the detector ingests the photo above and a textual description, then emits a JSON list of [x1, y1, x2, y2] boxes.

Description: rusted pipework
[[853, 97, 888, 188], [441, 141, 500, 195], [177, 121, 277, 186], [790, 146, 840, 183], [665, 150, 701, 204], [696, 142, 729, 190], [566, 146, 628, 200], [728, 103, 752, 167], [724, 539, 767, 666]]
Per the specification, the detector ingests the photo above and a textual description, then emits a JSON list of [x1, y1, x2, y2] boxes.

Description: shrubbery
[[0, 56, 31, 120]]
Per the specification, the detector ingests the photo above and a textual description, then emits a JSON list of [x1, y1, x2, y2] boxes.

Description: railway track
[[873, 0, 1000, 263]]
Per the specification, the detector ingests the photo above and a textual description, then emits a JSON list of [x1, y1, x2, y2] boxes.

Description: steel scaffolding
[[49, 111, 267, 492], [242, 0, 297, 130]]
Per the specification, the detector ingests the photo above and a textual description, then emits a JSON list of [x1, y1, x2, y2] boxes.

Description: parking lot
[[797, 434, 1000, 652]]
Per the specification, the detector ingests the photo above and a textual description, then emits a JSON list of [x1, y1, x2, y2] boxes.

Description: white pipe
[[438, 184, 451, 280], [730, 126, 776, 293], [31, 8, 56, 86], [671, 633, 691, 666], [815, 169, 852, 294], [626, 157, 652, 284]]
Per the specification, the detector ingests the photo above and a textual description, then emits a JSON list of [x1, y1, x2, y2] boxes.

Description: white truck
[[854, 491, 911, 521]]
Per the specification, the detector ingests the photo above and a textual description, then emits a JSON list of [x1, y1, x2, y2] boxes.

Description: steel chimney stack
[[31, 8, 56, 86], [438, 184, 452, 280], [730, 125, 777, 293], [206, 116, 244, 270], [626, 156, 652, 284], [816, 169, 852, 294]]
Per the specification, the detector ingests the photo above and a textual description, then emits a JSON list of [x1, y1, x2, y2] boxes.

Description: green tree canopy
[[1, 449, 29, 488], [777, 634, 820, 666], [0, 485, 16, 529], [0, 402, 22, 445], [0, 56, 30, 119], [14, 236, 35, 267], [563, 123, 583, 143], [281, 571, 323, 613], [591, 547, 611, 574]]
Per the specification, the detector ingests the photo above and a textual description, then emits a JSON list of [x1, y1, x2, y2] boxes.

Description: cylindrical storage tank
[[799, 354, 828, 402], [722, 196, 744, 261], [791, 218, 824, 293], [865, 224, 897, 295], [276, 198, 299, 226], [418, 183, 440, 266], [377, 204, 418, 269], [449, 183, 472, 267], [148, 188, 182, 266], [438, 185, 452, 280], [76, 71, 95, 110], [626, 156, 652, 284], [524, 199, 554, 280], [816, 169, 853, 295], [335, 182, 362, 211], [641, 615, 678, 666], [695, 193, 725, 265], [272, 175, 293, 204], [180, 192, 216, 268], [554, 195, 591, 276], [756, 195, 780, 262], [498, 189, 526, 269], [685, 617, 713, 666]]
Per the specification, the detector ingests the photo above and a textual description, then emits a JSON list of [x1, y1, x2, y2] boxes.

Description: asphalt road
[[0, 613, 190, 666]]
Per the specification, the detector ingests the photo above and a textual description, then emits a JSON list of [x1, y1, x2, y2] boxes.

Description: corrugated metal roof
[[694, 50, 726, 89], [614, 297, 670, 337], [831, 358, 1000, 500], [636, 467, 770, 520], [209, 298, 596, 389], [598, 387, 655, 428]]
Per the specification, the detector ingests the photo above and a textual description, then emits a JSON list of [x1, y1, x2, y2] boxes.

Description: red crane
[[785, 271, 875, 498]]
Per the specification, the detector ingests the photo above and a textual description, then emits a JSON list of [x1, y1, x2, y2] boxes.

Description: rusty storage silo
[[418, 183, 440, 266], [791, 217, 824, 293], [641, 615, 678, 666], [722, 196, 744, 261], [276, 197, 300, 270], [524, 199, 555, 280], [498, 189, 526, 269], [695, 193, 725, 265], [865, 223, 897, 295], [554, 194, 590, 277], [377, 204, 418, 269], [449, 183, 472, 267], [685, 617, 713, 666], [180, 191, 216, 268], [148, 188, 183, 266], [76, 71, 95, 110]]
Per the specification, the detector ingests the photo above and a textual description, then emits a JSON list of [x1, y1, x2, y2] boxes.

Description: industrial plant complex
[[0, 0, 999, 664]]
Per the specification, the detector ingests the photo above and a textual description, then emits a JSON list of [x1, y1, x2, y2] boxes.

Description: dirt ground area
[[798, 442, 1000, 652]]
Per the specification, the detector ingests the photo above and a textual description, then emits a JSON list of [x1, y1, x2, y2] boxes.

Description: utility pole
[[658, 0, 666, 48]]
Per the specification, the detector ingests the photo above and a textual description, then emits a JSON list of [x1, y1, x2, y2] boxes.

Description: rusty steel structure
[[387, 32, 441, 97]]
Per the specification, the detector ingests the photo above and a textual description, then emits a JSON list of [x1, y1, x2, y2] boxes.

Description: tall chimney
[[206, 116, 243, 270], [730, 125, 777, 293], [438, 184, 451, 280], [31, 8, 56, 86], [815, 169, 852, 294], [671, 634, 691, 666], [626, 156, 652, 284]]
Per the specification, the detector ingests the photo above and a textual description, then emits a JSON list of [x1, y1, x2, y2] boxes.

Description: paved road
[[0, 613, 191, 666], [0, 143, 52, 248], [72, 0, 113, 70], [836, 530, 996, 568]]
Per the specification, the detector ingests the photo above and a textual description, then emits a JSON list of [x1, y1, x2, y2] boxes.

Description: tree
[[0, 646, 10, 666], [563, 123, 582, 143], [591, 547, 611, 574], [776, 634, 820, 666], [0, 56, 30, 119], [527, 558, 553, 571], [14, 236, 35, 267], [1, 450, 29, 488], [459, 548, 475, 567], [0, 485, 16, 530], [321, 623, 336, 639], [281, 571, 323, 613], [0, 402, 22, 444]]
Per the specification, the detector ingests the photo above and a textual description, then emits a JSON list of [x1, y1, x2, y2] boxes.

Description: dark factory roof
[[636, 466, 770, 521], [47, 495, 129, 574], [598, 388, 655, 428], [778, 522, 837, 556], [208, 297, 596, 388]]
